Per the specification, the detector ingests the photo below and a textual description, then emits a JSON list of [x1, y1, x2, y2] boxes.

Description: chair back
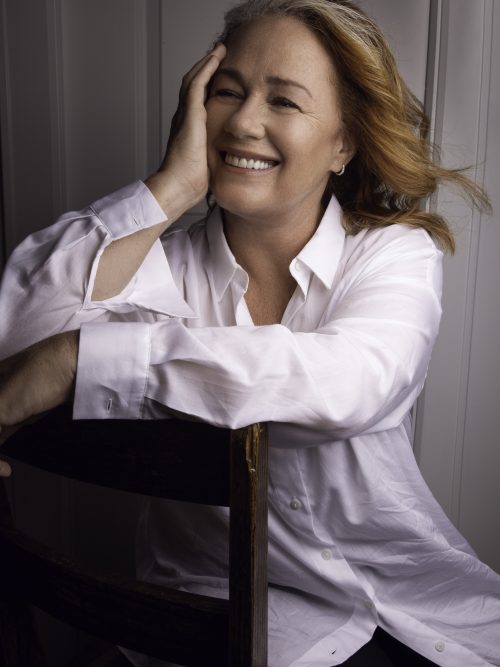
[[0, 406, 268, 666]]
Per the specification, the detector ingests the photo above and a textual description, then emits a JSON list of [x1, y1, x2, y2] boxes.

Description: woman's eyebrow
[[266, 75, 312, 98], [215, 66, 312, 98]]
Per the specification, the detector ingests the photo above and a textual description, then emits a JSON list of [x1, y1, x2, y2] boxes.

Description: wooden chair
[[0, 405, 268, 667]]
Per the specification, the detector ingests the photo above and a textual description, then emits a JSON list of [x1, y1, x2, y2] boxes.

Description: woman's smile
[[220, 150, 279, 172]]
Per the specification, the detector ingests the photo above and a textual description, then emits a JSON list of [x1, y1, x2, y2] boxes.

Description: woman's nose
[[223, 99, 266, 140]]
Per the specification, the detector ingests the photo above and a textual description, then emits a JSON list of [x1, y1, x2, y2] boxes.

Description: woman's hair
[[217, 0, 489, 253]]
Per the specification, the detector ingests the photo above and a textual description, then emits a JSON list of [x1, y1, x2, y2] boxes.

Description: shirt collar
[[206, 206, 247, 301], [294, 195, 345, 290], [207, 195, 346, 301]]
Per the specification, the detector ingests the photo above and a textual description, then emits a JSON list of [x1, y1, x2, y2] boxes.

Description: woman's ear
[[330, 130, 356, 174]]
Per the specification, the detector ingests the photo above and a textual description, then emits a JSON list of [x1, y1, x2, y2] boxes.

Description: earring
[[334, 164, 345, 176]]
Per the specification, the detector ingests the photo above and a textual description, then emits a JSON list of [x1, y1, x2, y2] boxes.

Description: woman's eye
[[214, 89, 240, 99], [272, 97, 299, 109]]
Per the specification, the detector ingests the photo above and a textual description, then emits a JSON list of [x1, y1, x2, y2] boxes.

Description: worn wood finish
[[0, 407, 269, 666], [229, 424, 269, 667]]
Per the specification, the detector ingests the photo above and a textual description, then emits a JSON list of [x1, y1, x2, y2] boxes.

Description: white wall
[[1, 0, 499, 662], [415, 0, 500, 570]]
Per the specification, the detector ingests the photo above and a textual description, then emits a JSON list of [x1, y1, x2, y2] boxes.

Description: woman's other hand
[[146, 43, 227, 216], [0, 331, 79, 468]]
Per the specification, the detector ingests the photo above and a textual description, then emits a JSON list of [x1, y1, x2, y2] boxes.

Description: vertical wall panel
[[0, 0, 55, 257], [60, 0, 156, 209], [414, 0, 500, 573], [459, 1, 500, 570], [358, 0, 430, 102]]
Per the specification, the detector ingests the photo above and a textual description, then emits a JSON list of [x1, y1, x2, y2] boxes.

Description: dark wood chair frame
[[0, 406, 268, 667]]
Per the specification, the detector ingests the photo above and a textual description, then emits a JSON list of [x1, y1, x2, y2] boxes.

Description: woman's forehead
[[222, 15, 337, 90]]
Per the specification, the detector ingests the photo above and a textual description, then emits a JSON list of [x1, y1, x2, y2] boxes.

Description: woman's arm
[[0, 331, 78, 429], [91, 43, 226, 301], [74, 226, 444, 440], [0, 330, 78, 475]]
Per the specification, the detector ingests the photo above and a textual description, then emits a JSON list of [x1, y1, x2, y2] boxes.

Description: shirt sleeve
[[0, 181, 188, 359], [73, 227, 443, 440]]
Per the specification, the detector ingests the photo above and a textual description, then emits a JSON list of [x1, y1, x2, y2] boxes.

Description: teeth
[[224, 153, 275, 170]]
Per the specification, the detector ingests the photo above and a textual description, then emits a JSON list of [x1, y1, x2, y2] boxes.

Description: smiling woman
[[206, 17, 350, 235], [205, 14, 354, 325], [0, 1, 499, 666]]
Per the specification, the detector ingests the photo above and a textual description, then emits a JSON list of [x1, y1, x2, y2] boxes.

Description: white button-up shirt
[[1, 181, 499, 667]]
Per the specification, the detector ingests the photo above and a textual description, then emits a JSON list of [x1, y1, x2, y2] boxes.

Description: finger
[[184, 49, 227, 115], [180, 43, 226, 95], [182, 43, 226, 87], [0, 460, 12, 478]]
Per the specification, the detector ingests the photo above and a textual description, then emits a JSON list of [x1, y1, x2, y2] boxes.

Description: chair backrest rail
[[2, 407, 233, 504]]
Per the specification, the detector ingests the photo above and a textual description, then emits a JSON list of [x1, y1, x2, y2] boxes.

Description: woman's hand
[[146, 43, 227, 216], [92, 44, 226, 303], [0, 331, 79, 474]]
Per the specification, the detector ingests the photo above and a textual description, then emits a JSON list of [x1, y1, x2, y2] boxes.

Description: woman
[[0, 0, 499, 665]]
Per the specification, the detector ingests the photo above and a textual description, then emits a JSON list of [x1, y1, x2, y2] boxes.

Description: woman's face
[[206, 15, 351, 225]]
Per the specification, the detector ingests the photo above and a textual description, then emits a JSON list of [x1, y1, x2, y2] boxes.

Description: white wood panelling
[[458, 0, 500, 569], [0, 0, 14, 268], [59, 0, 156, 209], [358, 0, 430, 102], [414, 0, 500, 573], [46, 0, 67, 217], [0, 0, 55, 257]]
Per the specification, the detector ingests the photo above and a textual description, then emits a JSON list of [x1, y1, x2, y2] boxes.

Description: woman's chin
[[211, 189, 272, 221]]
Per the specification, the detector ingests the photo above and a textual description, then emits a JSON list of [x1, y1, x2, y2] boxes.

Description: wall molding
[[0, 0, 16, 267], [46, 0, 67, 215], [414, 0, 495, 538], [451, 0, 493, 525]]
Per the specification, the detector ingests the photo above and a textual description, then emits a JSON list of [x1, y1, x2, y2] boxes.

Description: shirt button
[[290, 497, 302, 510], [364, 599, 375, 610], [321, 549, 333, 561], [294, 259, 302, 271], [434, 641, 445, 653]]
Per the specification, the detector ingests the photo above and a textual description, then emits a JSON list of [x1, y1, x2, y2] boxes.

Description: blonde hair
[[218, 0, 489, 253]]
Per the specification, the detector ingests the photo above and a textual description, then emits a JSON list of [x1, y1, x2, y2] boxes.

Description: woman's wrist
[[145, 169, 205, 224]]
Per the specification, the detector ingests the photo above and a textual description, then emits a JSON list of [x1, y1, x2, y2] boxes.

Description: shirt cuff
[[73, 321, 151, 419], [89, 180, 167, 239], [82, 180, 196, 318]]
